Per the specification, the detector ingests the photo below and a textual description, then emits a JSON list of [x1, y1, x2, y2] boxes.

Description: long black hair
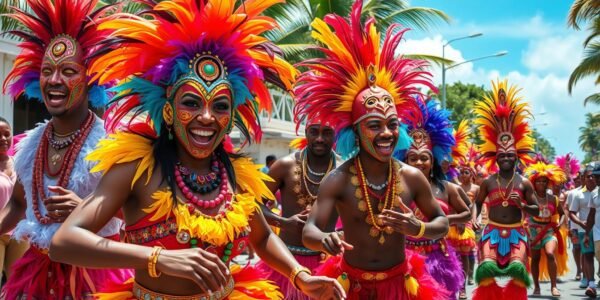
[[431, 159, 446, 192]]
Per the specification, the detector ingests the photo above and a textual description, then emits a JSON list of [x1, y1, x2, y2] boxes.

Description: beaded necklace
[[175, 156, 221, 194], [351, 157, 400, 244], [175, 159, 230, 210], [293, 150, 334, 208], [32, 112, 94, 224]]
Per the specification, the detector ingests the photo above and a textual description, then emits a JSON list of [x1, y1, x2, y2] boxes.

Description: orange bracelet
[[290, 266, 311, 290], [148, 246, 163, 278]]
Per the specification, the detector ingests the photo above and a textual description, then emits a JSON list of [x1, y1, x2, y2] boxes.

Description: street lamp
[[441, 50, 508, 109], [441, 33, 482, 109]]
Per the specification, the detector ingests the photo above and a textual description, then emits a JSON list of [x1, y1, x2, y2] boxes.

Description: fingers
[[331, 278, 347, 299], [45, 202, 75, 212], [298, 214, 309, 221], [44, 195, 74, 204], [47, 185, 70, 195], [340, 240, 354, 251], [201, 251, 229, 287], [321, 237, 338, 255], [190, 270, 212, 293], [193, 264, 222, 292]]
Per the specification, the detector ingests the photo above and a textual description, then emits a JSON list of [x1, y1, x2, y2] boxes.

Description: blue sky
[[398, 0, 599, 160]]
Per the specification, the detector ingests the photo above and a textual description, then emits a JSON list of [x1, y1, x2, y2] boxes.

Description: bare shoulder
[[322, 159, 352, 187], [397, 161, 425, 185], [270, 152, 298, 170]]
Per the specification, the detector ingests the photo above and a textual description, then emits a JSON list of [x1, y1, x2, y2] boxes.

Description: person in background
[[0, 117, 29, 284], [261, 155, 277, 174]]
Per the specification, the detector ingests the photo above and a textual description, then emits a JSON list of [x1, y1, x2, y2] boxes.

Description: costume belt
[[482, 221, 527, 257], [529, 222, 565, 254], [133, 278, 235, 300]]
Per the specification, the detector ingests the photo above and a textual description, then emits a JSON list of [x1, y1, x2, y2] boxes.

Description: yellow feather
[[86, 132, 155, 189]]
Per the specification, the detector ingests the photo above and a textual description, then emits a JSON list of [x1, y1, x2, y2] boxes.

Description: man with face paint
[[0, 0, 132, 298], [471, 80, 539, 300], [49, 0, 347, 299], [258, 116, 342, 299], [296, 3, 451, 299]]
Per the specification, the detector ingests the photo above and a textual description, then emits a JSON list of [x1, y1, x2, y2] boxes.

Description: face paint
[[40, 35, 87, 115], [172, 80, 233, 159]]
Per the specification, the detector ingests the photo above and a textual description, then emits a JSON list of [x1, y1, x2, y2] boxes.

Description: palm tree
[[567, 0, 600, 105], [264, 0, 452, 65], [579, 112, 600, 160]]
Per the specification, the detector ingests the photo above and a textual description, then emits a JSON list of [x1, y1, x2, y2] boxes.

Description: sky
[[396, 0, 599, 160]]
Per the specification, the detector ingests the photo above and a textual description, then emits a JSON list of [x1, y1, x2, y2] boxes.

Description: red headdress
[[474, 79, 535, 169], [293, 1, 435, 159], [2, 0, 116, 108]]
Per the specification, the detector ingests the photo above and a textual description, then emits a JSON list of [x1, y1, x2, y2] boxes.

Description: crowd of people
[[0, 0, 598, 299]]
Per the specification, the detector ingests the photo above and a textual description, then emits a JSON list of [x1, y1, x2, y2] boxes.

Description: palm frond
[[309, 0, 352, 20], [403, 54, 454, 67], [584, 92, 600, 106], [568, 42, 600, 93], [568, 0, 600, 30], [583, 17, 600, 46], [0, 0, 28, 34], [379, 6, 450, 32]]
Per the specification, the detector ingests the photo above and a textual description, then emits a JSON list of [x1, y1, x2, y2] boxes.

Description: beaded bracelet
[[412, 220, 426, 239], [148, 246, 163, 278], [290, 266, 311, 290]]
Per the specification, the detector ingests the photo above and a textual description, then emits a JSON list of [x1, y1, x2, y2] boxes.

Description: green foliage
[[531, 129, 556, 161], [579, 112, 600, 161]]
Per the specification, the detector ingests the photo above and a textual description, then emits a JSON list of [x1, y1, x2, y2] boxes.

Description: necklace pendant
[[384, 226, 394, 235], [358, 200, 367, 212], [378, 203, 383, 211], [378, 234, 385, 244], [365, 216, 373, 225], [369, 226, 380, 237], [176, 230, 191, 244], [502, 200, 509, 207], [51, 153, 61, 166], [351, 176, 359, 186]]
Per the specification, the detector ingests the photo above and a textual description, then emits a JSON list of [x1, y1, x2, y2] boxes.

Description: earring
[[163, 102, 174, 140]]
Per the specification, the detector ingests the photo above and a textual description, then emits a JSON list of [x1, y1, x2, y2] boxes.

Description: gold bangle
[[412, 221, 426, 239], [289, 266, 311, 290], [148, 246, 163, 278]]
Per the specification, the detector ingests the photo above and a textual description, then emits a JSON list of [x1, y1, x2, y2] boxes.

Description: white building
[[0, 37, 299, 163]]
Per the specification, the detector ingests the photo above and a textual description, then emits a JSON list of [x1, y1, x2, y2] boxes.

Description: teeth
[[377, 142, 392, 147], [190, 129, 215, 137], [49, 91, 66, 96]]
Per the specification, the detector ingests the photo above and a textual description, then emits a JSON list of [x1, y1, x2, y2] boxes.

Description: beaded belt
[[133, 278, 235, 300], [287, 244, 320, 256], [405, 238, 441, 247]]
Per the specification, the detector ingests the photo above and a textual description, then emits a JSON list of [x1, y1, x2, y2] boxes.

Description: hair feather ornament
[[89, 0, 297, 141], [474, 79, 535, 169], [524, 162, 567, 186], [293, 1, 435, 159], [2, 0, 117, 108]]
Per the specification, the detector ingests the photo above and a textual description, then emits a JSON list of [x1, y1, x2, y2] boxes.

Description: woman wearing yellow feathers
[[48, 0, 346, 299], [524, 162, 568, 297]]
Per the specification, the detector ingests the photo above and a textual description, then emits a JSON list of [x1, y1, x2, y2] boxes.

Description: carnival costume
[[1, 0, 131, 298], [83, 0, 297, 298], [294, 2, 449, 299], [472, 80, 535, 300], [396, 100, 465, 299], [555, 153, 581, 190], [524, 161, 569, 280], [258, 117, 337, 300], [447, 121, 478, 258]]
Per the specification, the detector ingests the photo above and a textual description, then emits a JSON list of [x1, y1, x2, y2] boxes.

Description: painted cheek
[[176, 110, 194, 125], [216, 114, 230, 130], [65, 77, 85, 109]]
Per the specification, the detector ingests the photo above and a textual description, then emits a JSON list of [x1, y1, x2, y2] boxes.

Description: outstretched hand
[[379, 197, 422, 236]]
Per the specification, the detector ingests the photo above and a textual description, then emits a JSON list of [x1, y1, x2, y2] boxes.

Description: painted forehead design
[[45, 35, 79, 64]]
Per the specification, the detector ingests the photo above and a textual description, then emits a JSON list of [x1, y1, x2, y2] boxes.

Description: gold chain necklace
[[293, 150, 334, 208], [496, 172, 516, 207], [352, 157, 398, 244]]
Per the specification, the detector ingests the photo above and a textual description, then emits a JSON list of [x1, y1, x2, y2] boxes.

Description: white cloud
[[398, 29, 598, 160]]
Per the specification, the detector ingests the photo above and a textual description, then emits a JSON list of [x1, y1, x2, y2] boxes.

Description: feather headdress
[[293, 1, 435, 159], [398, 99, 455, 167], [555, 153, 580, 178], [474, 79, 535, 169], [89, 0, 297, 141], [524, 162, 567, 186], [2, 0, 116, 108]]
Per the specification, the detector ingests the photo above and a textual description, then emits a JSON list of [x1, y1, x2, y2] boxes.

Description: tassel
[[474, 261, 504, 284], [337, 273, 350, 294], [504, 262, 531, 287], [404, 274, 419, 296]]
